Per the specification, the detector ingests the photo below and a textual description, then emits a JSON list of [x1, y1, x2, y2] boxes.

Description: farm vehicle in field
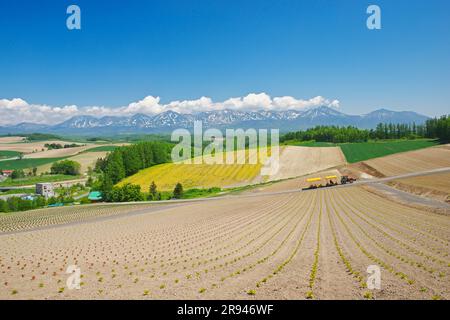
[[302, 175, 356, 190], [340, 175, 356, 184]]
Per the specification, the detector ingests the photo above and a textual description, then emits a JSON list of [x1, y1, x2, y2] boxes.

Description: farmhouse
[[36, 183, 55, 198], [1, 170, 13, 177]]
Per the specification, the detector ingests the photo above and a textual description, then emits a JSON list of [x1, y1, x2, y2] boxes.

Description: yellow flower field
[[118, 148, 272, 191]]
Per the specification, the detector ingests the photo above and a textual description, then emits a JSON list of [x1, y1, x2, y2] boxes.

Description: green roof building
[[88, 191, 103, 202]]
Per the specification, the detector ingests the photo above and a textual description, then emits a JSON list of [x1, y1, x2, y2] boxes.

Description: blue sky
[[0, 0, 449, 124]]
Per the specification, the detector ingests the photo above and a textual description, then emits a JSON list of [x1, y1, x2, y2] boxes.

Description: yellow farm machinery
[[303, 175, 356, 190]]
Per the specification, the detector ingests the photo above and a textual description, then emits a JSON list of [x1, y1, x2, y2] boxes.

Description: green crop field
[[0, 158, 65, 170], [0, 151, 22, 159], [339, 139, 439, 163], [283, 140, 337, 147], [85, 145, 119, 152]]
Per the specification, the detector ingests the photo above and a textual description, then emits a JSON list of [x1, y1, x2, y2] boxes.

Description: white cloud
[[0, 93, 340, 126], [122, 96, 163, 114]]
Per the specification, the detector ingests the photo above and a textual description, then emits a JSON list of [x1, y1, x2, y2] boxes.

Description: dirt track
[[0, 183, 448, 300]]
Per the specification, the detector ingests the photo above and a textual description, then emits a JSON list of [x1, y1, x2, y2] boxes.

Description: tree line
[[105, 181, 184, 202], [0, 194, 81, 213], [1, 159, 81, 180], [424, 115, 450, 141], [93, 141, 172, 200], [44, 143, 82, 150], [281, 115, 449, 143], [0, 196, 47, 213]]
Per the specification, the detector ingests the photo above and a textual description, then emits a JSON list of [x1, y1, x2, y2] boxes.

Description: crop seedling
[[363, 292, 373, 300]]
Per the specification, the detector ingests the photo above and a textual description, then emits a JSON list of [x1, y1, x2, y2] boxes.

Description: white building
[[36, 183, 55, 198]]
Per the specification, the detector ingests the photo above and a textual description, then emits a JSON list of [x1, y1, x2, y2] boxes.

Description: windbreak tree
[[149, 181, 158, 201], [173, 183, 184, 199], [98, 141, 172, 192], [11, 169, 26, 179]]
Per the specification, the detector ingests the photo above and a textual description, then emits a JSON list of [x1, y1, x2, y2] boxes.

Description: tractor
[[340, 175, 356, 184]]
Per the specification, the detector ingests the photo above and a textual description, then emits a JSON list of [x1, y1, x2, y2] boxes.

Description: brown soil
[[363, 146, 450, 177], [265, 146, 346, 181], [346, 162, 385, 178], [0, 185, 448, 300]]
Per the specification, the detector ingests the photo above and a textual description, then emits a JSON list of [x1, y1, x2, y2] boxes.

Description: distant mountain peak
[[0, 106, 430, 135]]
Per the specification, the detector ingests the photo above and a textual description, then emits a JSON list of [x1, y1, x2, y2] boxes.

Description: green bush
[[11, 169, 26, 179], [107, 183, 144, 202], [51, 160, 81, 175]]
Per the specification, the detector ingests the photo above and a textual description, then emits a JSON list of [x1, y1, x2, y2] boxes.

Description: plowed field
[[1, 186, 448, 300]]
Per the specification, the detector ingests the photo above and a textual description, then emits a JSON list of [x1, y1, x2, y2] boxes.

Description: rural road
[[98, 166, 450, 205]]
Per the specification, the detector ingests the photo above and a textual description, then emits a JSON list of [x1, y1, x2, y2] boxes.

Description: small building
[[36, 183, 55, 198], [21, 195, 37, 201], [88, 191, 103, 202], [1, 170, 13, 177]]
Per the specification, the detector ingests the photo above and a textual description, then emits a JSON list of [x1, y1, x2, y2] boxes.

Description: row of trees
[[44, 143, 81, 150], [0, 196, 46, 213], [0, 194, 84, 213], [373, 123, 424, 140], [94, 141, 172, 197], [105, 181, 183, 202], [281, 116, 449, 143], [424, 115, 450, 141], [1, 160, 80, 181], [281, 125, 370, 143], [1, 168, 37, 179]]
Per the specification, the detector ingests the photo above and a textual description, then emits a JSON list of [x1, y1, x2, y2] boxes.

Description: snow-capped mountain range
[[0, 106, 429, 135]]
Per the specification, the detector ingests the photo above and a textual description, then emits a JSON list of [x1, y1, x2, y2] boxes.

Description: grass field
[[339, 139, 439, 163], [0, 150, 22, 159], [0, 188, 35, 195], [0, 174, 81, 187], [152, 187, 223, 200], [85, 145, 120, 152], [0, 158, 66, 170]]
